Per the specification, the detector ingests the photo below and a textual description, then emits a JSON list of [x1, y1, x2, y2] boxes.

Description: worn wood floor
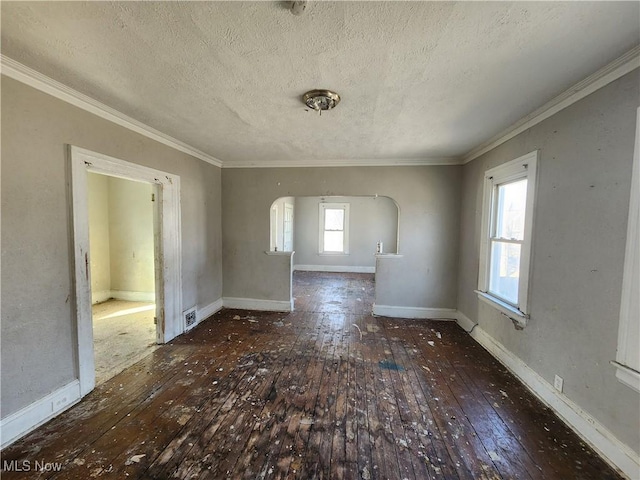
[[1, 272, 622, 479]]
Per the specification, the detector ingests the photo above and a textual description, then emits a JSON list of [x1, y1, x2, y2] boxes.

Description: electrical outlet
[[554, 374, 564, 393]]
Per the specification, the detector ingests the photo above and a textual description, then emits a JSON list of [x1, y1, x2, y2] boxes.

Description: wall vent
[[183, 307, 197, 330]]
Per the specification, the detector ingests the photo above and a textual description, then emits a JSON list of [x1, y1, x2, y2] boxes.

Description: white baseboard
[[223, 297, 293, 312], [110, 290, 156, 302], [372, 304, 457, 320], [455, 310, 477, 332], [294, 264, 375, 274], [0, 380, 81, 449], [455, 312, 639, 479], [198, 298, 223, 323]]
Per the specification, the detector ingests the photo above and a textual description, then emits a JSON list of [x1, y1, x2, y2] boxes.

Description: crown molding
[[4, 45, 638, 170], [0, 55, 224, 168], [462, 45, 640, 164], [222, 156, 461, 168]]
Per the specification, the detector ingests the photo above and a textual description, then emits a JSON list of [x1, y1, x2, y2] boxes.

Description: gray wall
[[1, 76, 223, 418], [294, 196, 398, 268], [222, 166, 461, 306], [457, 69, 640, 453]]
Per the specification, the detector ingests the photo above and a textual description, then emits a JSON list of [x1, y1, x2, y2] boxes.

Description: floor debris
[[125, 454, 146, 465], [352, 323, 363, 340], [3, 272, 620, 480]]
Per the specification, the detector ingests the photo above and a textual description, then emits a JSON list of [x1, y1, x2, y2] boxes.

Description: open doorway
[[87, 173, 159, 385], [269, 195, 399, 271], [71, 146, 183, 397], [270, 197, 295, 252], [267, 195, 400, 311]]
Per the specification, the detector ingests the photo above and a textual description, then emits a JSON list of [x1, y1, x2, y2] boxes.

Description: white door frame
[[283, 202, 294, 252], [70, 146, 182, 397]]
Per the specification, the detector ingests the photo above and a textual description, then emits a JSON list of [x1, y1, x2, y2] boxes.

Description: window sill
[[611, 361, 640, 393], [318, 252, 349, 256], [375, 253, 403, 258], [264, 250, 294, 256], [475, 290, 528, 329]]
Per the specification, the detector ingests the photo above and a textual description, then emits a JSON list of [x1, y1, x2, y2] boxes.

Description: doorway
[[70, 146, 183, 397], [87, 172, 159, 385], [283, 202, 294, 252]]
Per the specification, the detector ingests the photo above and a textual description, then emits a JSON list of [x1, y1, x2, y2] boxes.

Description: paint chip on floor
[[125, 454, 146, 465]]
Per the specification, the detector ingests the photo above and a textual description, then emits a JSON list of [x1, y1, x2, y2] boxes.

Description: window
[[319, 203, 350, 254], [477, 151, 538, 327]]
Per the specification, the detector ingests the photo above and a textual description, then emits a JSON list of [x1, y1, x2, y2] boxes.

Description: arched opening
[[269, 195, 399, 272]]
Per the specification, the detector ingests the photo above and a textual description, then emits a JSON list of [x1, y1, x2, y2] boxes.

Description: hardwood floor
[[1, 272, 622, 479]]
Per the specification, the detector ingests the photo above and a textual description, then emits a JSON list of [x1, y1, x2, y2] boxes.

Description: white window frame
[[319, 203, 350, 254], [477, 151, 538, 328]]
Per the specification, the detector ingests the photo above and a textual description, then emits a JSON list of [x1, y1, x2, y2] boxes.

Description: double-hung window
[[477, 151, 538, 327], [319, 203, 350, 254]]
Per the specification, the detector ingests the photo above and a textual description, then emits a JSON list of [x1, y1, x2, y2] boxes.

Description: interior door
[[270, 205, 278, 250], [283, 203, 294, 251]]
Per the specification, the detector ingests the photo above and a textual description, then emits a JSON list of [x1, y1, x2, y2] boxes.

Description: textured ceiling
[[2, 1, 639, 167]]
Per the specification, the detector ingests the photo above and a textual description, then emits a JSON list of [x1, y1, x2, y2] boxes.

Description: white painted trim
[[463, 46, 640, 164], [612, 362, 640, 394], [4, 47, 637, 171], [0, 381, 81, 449], [283, 202, 294, 252], [264, 250, 295, 256], [110, 290, 156, 302], [319, 203, 350, 254], [198, 298, 224, 323], [70, 146, 183, 397], [476, 291, 527, 329], [223, 297, 293, 312], [70, 150, 96, 397], [3, 47, 637, 171], [223, 157, 460, 168], [455, 310, 477, 332], [462, 320, 640, 479], [614, 107, 640, 393], [375, 253, 403, 259], [372, 304, 457, 320], [0, 55, 223, 168], [477, 151, 538, 323], [294, 264, 375, 274]]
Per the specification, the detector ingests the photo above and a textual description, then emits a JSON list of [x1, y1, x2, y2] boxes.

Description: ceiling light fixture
[[303, 89, 340, 115]]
